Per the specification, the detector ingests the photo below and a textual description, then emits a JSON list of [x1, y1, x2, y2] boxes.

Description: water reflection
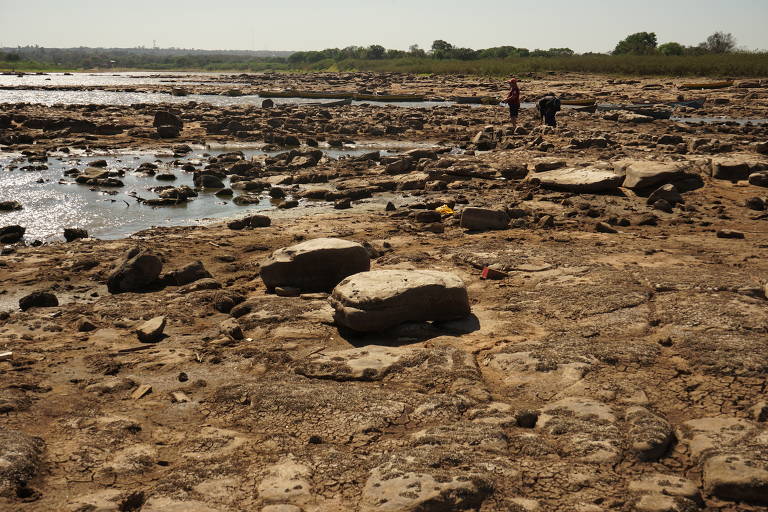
[[0, 144, 421, 241]]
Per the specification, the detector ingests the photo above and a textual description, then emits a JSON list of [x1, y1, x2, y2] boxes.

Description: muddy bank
[[1, 72, 768, 511]]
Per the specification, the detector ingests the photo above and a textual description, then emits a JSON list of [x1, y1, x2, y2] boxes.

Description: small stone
[[745, 197, 766, 211], [171, 392, 190, 403], [750, 401, 768, 422], [63, 228, 89, 242], [136, 316, 166, 343], [164, 261, 212, 286], [625, 407, 674, 461], [227, 214, 271, 230], [76, 318, 97, 332], [414, 210, 441, 223], [334, 198, 352, 209], [131, 384, 152, 400], [716, 230, 744, 239], [652, 199, 674, 213], [595, 221, 618, 233], [748, 172, 768, 187], [0, 225, 25, 244], [0, 201, 22, 211], [481, 267, 508, 280], [220, 318, 244, 340], [537, 215, 555, 229], [647, 184, 683, 206], [275, 286, 301, 297]]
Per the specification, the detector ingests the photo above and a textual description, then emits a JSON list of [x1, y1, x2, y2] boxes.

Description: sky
[[1, 0, 767, 53]]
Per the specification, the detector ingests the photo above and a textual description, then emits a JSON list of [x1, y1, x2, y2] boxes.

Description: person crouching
[[537, 93, 561, 128]]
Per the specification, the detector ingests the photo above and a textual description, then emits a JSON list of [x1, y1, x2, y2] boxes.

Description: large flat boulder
[[620, 161, 692, 190], [532, 166, 625, 193], [260, 238, 370, 293], [329, 270, 471, 332]]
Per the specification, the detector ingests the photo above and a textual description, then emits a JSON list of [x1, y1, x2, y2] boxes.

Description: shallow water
[[0, 143, 419, 241], [0, 88, 451, 108], [0, 71, 235, 87]]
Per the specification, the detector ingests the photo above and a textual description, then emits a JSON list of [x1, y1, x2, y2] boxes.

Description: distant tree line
[[287, 40, 575, 63], [0, 31, 762, 76], [613, 31, 738, 56], [0, 46, 291, 69]]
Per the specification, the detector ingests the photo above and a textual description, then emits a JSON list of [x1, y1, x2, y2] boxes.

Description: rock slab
[[0, 427, 43, 498], [621, 161, 691, 190], [260, 238, 370, 293], [533, 166, 625, 193], [460, 207, 509, 230], [330, 270, 471, 332]]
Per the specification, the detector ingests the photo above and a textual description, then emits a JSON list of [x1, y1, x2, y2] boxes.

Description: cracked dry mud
[[1, 72, 768, 511]]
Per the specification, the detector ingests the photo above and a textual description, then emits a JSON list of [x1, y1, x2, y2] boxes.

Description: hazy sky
[[2, 0, 767, 52]]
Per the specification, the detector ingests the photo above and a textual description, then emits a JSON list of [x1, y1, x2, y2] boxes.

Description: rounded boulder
[[260, 238, 370, 293], [329, 269, 471, 332]]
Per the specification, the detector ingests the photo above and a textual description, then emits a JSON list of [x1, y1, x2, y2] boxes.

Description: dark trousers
[[543, 111, 557, 127]]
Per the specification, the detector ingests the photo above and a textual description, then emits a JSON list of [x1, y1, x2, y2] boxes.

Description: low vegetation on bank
[[2, 32, 766, 76]]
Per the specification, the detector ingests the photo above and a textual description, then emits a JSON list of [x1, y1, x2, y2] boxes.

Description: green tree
[[408, 44, 426, 57], [613, 32, 658, 55], [366, 45, 386, 59], [450, 47, 478, 60], [658, 42, 684, 56], [431, 40, 453, 52], [700, 32, 736, 53]]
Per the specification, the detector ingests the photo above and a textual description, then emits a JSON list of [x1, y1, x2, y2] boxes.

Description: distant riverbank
[[3, 53, 768, 77]]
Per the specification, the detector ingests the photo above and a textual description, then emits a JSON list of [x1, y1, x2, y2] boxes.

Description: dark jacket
[[537, 95, 561, 114]]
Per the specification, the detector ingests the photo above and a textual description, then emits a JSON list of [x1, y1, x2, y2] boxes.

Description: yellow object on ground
[[435, 205, 454, 215]]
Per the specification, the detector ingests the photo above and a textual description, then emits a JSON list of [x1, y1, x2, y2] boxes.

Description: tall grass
[[0, 60, 70, 72], [332, 54, 768, 77], [2, 54, 766, 77]]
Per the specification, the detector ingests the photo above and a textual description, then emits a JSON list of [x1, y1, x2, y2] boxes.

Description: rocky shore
[[1, 72, 767, 511]]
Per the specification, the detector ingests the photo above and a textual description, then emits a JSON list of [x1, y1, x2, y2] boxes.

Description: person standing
[[501, 78, 521, 130], [537, 93, 561, 128]]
